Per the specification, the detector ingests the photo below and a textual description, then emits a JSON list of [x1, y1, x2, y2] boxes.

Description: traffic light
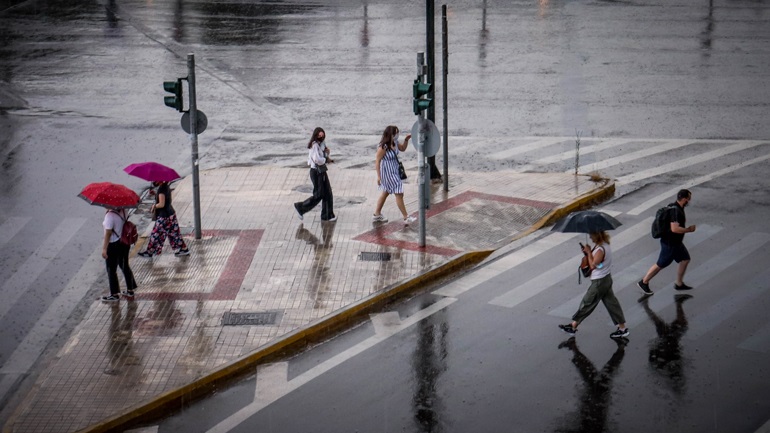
[[413, 79, 433, 115], [163, 79, 184, 112]]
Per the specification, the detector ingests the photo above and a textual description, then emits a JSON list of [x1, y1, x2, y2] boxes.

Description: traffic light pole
[[426, 0, 442, 182], [442, 4, 449, 193], [187, 54, 202, 240], [416, 53, 427, 248]]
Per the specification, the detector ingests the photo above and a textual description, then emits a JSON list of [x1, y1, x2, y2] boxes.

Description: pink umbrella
[[124, 162, 181, 182]]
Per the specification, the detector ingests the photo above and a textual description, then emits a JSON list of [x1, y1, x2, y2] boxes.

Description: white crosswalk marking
[[616, 141, 768, 185], [623, 232, 770, 327], [687, 267, 770, 342], [738, 322, 770, 354], [549, 224, 723, 319], [0, 217, 30, 248], [0, 217, 87, 322], [568, 139, 698, 174], [489, 217, 652, 309], [626, 152, 770, 216], [488, 137, 565, 161]]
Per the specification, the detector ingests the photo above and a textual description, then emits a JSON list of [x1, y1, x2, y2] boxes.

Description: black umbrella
[[551, 210, 622, 233]]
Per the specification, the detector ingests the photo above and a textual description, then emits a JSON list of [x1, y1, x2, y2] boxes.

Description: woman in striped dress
[[372, 125, 417, 225]]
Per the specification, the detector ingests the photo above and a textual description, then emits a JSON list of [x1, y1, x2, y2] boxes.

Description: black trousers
[[106, 241, 137, 295], [296, 168, 335, 220]]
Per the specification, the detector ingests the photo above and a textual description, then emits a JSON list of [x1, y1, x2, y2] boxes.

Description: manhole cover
[[359, 252, 392, 262], [222, 311, 279, 326]]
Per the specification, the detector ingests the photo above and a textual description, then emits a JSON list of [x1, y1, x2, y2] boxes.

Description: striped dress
[[379, 145, 403, 194]]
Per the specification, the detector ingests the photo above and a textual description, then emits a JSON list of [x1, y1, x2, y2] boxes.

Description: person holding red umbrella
[[78, 182, 140, 302], [138, 180, 189, 258]]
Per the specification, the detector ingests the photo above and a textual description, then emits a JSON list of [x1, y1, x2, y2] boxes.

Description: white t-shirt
[[103, 210, 126, 243], [590, 244, 611, 280]]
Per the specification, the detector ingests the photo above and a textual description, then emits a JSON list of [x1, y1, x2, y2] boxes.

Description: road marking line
[[488, 137, 564, 161], [739, 321, 770, 354], [0, 217, 87, 322], [687, 266, 770, 342], [623, 232, 770, 327], [616, 141, 768, 185], [0, 217, 30, 248], [548, 224, 722, 319], [206, 298, 457, 433], [254, 363, 291, 405], [567, 139, 697, 174], [513, 138, 633, 172], [432, 232, 578, 297], [489, 217, 651, 309], [627, 152, 770, 215]]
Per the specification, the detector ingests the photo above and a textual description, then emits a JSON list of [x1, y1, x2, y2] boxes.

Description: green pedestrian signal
[[163, 79, 184, 112], [412, 80, 433, 115]]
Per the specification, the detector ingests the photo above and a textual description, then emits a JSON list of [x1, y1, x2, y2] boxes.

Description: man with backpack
[[101, 208, 138, 302], [638, 189, 697, 295]]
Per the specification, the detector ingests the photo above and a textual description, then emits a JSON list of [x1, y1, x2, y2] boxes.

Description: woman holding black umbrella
[[559, 231, 629, 339]]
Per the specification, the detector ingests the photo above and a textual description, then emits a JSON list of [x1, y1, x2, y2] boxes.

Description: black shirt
[[155, 183, 175, 218], [663, 202, 686, 245]]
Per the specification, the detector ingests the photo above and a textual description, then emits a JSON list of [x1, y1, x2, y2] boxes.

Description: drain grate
[[222, 311, 279, 326], [359, 252, 392, 262]]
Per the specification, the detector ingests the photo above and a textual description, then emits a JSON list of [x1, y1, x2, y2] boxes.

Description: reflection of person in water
[[295, 222, 336, 308], [640, 294, 692, 394], [105, 302, 138, 376], [556, 337, 627, 433]]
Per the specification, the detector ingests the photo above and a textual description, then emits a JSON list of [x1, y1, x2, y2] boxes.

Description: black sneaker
[[121, 290, 135, 298], [294, 203, 303, 221], [101, 294, 120, 302], [137, 251, 153, 258], [610, 327, 630, 338], [674, 283, 693, 291], [559, 324, 577, 335], [175, 249, 190, 257], [637, 280, 653, 295]]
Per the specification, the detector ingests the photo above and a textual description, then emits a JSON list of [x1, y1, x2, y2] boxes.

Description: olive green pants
[[572, 274, 626, 326]]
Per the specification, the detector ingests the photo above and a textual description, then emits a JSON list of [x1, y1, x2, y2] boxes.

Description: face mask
[[393, 132, 400, 144]]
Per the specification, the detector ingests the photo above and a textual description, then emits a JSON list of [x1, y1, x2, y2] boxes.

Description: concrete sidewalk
[[3, 166, 612, 433]]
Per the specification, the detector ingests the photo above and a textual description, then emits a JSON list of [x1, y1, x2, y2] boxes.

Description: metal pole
[[416, 52, 426, 248], [187, 53, 202, 240], [442, 4, 449, 192], [426, 0, 441, 181]]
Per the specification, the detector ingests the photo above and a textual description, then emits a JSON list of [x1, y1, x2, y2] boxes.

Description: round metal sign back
[[410, 118, 440, 157], [181, 110, 208, 134]]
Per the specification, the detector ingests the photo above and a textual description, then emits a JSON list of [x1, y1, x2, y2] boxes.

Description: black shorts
[[656, 241, 690, 268]]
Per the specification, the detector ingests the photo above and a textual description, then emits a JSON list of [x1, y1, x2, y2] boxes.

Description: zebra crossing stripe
[[549, 224, 722, 319], [432, 232, 579, 297], [687, 266, 770, 342], [738, 322, 770, 354], [0, 217, 30, 248], [626, 152, 770, 216], [569, 139, 698, 174], [623, 232, 770, 328], [489, 217, 652, 309], [0, 217, 87, 321], [488, 137, 563, 161], [616, 141, 768, 185]]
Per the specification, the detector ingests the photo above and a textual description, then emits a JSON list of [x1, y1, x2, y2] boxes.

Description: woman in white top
[[101, 208, 137, 302], [559, 231, 629, 339], [294, 127, 336, 222]]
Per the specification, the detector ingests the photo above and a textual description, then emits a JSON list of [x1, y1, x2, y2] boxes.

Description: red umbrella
[[78, 182, 140, 209], [124, 162, 181, 182]]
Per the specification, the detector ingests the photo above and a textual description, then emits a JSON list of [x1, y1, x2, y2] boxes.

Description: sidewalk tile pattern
[[6, 167, 604, 433]]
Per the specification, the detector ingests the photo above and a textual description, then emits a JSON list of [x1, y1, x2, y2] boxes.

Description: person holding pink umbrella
[[138, 180, 189, 258], [123, 162, 190, 258]]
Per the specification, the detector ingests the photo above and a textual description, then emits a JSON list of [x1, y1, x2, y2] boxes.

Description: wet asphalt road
[[1, 0, 770, 427], [158, 161, 770, 433]]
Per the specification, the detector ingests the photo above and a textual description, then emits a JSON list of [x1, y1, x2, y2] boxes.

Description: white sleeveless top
[[590, 244, 611, 280]]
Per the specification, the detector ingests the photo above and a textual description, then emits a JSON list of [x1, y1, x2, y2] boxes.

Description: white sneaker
[[404, 215, 417, 225], [372, 214, 388, 222]]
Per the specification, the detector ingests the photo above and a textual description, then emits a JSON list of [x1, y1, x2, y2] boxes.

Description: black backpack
[[651, 204, 676, 239]]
